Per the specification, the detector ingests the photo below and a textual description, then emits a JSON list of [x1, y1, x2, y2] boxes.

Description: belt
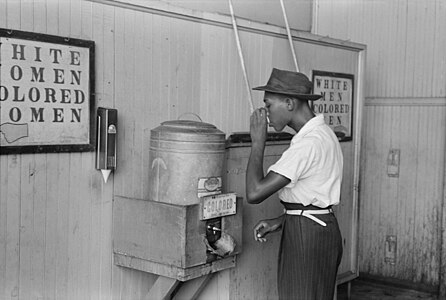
[[284, 208, 333, 226]]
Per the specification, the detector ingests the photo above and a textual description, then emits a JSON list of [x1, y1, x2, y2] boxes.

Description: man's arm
[[246, 109, 290, 204]]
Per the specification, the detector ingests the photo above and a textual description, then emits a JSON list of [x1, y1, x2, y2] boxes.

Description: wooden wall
[[0, 0, 364, 299], [361, 101, 445, 288], [315, 0, 446, 291], [163, 0, 313, 32]]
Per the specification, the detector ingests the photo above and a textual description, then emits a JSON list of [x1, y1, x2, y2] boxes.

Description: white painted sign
[[312, 71, 354, 142], [0, 30, 94, 153]]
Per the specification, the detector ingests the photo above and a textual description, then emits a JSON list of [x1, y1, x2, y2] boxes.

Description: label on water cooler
[[200, 193, 237, 220], [197, 177, 222, 198]]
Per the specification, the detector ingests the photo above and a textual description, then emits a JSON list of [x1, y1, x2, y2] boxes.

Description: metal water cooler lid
[[151, 120, 225, 142]]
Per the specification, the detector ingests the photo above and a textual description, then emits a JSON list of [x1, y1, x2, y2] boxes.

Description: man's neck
[[289, 105, 315, 132]]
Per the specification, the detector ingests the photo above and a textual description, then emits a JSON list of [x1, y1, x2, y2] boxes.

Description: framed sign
[[0, 29, 95, 154], [312, 70, 354, 142]]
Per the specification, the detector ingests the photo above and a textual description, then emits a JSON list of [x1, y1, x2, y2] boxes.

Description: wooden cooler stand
[[113, 195, 243, 299]]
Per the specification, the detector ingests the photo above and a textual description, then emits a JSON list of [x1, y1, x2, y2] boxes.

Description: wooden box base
[[112, 196, 242, 281]]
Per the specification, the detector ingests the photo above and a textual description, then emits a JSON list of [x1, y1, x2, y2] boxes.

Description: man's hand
[[249, 108, 268, 146], [253, 216, 283, 243]]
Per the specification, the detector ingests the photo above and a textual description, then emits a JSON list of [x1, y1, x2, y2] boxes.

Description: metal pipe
[[279, 0, 299, 72], [228, 0, 255, 113]]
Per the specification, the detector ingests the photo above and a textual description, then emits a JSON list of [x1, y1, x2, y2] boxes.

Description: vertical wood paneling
[[433, 0, 446, 96], [46, 0, 58, 36], [111, 5, 161, 298], [118, 8, 137, 198], [358, 106, 373, 271], [413, 107, 443, 284], [317, 0, 446, 289], [417, 2, 435, 97], [20, 0, 33, 31], [379, 106, 397, 277], [66, 154, 80, 300], [151, 14, 170, 124], [138, 12, 153, 200], [404, 1, 418, 97], [112, 6, 128, 198], [0, 0, 363, 299], [33, 155, 47, 299], [0, 1, 6, 28], [392, 0, 407, 97], [5, 0, 20, 29], [0, 157, 6, 299], [18, 154, 34, 300], [58, 0, 71, 37], [44, 154, 59, 300], [157, 15, 173, 121], [360, 104, 446, 286], [3, 155, 21, 300], [0, 0, 114, 299], [54, 153, 70, 299], [394, 107, 415, 279], [92, 4, 115, 300], [317, 0, 446, 98], [113, 11, 206, 200], [131, 10, 145, 200], [71, 0, 82, 38], [89, 5, 106, 297], [33, 0, 46, 33]]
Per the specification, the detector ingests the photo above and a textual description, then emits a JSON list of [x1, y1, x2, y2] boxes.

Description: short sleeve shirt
[[267, 114, 343, 208]]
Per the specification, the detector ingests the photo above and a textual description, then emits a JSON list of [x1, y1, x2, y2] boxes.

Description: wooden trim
[[351, 48, 366, 279], [114, 253, 236, 282], [365, 97, 446, 106], [87, 0, 366, 52]]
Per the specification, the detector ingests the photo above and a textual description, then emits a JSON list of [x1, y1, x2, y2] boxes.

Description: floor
[[337, 279, 438, 300]]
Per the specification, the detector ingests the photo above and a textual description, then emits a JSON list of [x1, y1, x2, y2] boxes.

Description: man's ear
[[285, 97, 295, 111]]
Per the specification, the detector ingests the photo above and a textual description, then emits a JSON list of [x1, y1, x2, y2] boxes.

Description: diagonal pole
[[228, 0, 255, 113], [280, 0, 299, 72]]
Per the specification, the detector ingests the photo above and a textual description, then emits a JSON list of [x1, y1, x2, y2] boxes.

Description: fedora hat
[[253, 68, 322, 101]]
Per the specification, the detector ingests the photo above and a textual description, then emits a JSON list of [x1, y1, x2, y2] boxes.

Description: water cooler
[[112, 120, 243, 298]]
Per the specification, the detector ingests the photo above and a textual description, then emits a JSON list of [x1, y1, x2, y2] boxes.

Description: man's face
[[263, 92, 290, 132]]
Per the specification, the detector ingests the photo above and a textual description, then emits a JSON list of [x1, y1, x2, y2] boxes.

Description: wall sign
[[0, 29, 95, 154], [312, 70, 354, 142]]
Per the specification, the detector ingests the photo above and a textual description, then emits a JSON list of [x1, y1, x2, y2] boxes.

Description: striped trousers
[[278, 203, 343, 300]]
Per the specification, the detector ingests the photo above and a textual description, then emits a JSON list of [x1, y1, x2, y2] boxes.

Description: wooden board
[[113, 196, 242, 280], [114, 253, 236, 282]]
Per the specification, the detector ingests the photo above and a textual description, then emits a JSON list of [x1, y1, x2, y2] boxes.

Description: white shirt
[[267, 114, 343, 208]]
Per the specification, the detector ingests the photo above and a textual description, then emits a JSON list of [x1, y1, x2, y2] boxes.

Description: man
[[246, 68, 343, 300]]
